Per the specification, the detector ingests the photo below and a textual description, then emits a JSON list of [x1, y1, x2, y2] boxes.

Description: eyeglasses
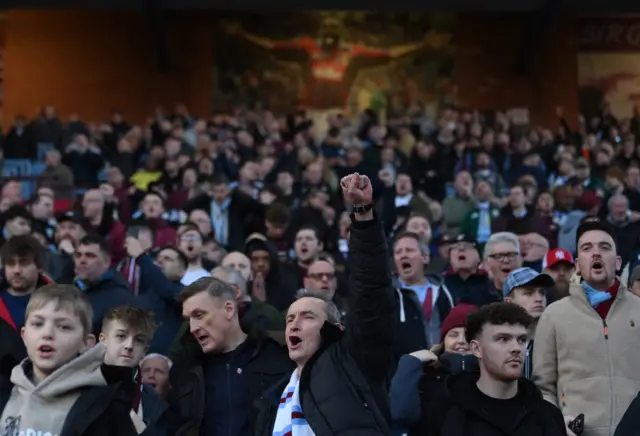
[[307, 272, 336, 280], [488, 252, 519, 262], [180, 234, 202, 242]]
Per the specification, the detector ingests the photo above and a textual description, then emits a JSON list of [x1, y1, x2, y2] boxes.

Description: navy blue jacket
[[75, 270, 138, 336], [140, 385, 170, 436], [135, 254, 183, 354], [443, 271, 500, 307]]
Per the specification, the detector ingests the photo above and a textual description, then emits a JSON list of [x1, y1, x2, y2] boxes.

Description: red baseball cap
[[542, 248, 574, 269]]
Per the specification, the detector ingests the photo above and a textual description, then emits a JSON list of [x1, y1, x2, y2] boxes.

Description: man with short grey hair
[[294, 287, 343, 325], [483, 232, 523, 296], [168, 276, 293, 435]]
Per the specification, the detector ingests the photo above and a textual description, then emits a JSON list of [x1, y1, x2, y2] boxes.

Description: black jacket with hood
[[393, 274, 454, 360], [0, 344, 138, 436], [244, 234, 297, 311], [427, 373, 567, 436], [73, 269, 138, 336], [166, 328, 293, 436], [255, 216, 396, 436]]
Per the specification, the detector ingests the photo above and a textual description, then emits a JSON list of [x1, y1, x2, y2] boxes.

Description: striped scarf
[[272, 370, 315, 436], [117, 257, 141, 295]]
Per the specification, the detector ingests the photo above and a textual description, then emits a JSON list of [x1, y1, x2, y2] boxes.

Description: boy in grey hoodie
[[0, 284, 138, 436]]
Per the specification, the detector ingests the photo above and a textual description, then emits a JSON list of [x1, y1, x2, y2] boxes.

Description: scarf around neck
[[272, 370, 315, 436], [582, 280, 613, 307]]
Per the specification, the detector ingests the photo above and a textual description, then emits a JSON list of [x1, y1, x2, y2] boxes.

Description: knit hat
[[440, 303, 478, 342]]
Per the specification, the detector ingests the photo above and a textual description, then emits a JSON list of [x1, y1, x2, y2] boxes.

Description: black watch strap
[[352, 203, 374, 214]]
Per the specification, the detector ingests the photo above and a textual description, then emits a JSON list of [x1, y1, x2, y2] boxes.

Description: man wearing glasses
[[483, 232, 523, 298], [303, 258, 348, 316]]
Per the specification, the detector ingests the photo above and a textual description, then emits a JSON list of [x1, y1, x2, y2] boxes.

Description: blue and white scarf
[[272, 370, 315, 436], [583, 280, 612, 307]]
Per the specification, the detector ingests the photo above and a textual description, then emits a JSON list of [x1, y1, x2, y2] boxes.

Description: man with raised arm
[[255, 172, 396, 435]]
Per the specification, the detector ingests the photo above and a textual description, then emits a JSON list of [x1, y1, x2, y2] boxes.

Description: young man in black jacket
[[100, 306, 169, 436], [0, 284, 137, 436], [427, 302, 569, 436], [255, 172, 396, 435]]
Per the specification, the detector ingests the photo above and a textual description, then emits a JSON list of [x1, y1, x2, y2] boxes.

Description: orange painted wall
[[3, 10, 213, 124], [455, 13, 580, 128], [2, 11, 580, 128]]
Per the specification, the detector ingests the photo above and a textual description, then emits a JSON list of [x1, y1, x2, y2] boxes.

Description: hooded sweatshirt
[[0, 343, 108, 436]]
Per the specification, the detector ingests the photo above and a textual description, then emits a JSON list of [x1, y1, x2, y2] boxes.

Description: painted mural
[[577, 17, 640, 119], [212, 12, 455, 115]]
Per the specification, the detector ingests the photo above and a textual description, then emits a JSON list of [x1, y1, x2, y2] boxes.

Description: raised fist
[[340, 173, 373, 206]]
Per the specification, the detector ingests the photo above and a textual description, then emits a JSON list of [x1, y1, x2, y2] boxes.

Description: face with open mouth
[[394, 237, 427, 282], [23, 301, 92, 380], [180, 231, 203, 260], [576, 230, 620, 288], [443, 327, 470, 355], [295, 229, 321, 262], [182, 291, 235, 354], [450, 244, 479, 272], [285, 297, 327, 367], [486, 242, 521, 285]]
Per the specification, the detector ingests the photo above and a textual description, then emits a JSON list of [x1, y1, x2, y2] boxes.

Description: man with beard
[[483, 232, 523, 297], [285, 226, 323, 290], [542, 248, 575, 301], [427, 302, 567, 435], [177, 224, 210, 285], [0, 235, 54, 365], [534, 218, 640, 436]]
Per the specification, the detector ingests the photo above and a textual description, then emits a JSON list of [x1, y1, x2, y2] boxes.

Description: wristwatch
[[352, 203, 374, 214]]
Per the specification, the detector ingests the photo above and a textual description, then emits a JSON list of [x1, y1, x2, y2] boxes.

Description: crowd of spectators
[[0, 100, 639, 436]]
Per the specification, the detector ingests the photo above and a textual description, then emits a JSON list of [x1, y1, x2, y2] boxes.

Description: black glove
[[438, 352, 479, 374]]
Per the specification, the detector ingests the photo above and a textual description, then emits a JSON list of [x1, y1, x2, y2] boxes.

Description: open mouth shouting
[[288, 335, 302, 350], [591, 259, 604, 274], [38, 344, 56, 358], [400, 260, 413, 275]]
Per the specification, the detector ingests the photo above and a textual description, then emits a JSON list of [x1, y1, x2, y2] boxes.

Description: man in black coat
[[166, 276, 293, 436], [426, 302, 568, 436], [255, 172, 396, 435]]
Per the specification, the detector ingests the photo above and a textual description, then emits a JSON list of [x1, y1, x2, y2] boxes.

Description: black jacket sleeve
[[342, 215, 395, 380], [615, 392, 640, 436]]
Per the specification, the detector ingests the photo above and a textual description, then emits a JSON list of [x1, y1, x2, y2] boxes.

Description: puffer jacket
[[255, 216, 396, 435], [533, 275, 640, 436]]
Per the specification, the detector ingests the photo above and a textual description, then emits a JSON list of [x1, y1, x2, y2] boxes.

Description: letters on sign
[[579, 18, 640, 51]]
